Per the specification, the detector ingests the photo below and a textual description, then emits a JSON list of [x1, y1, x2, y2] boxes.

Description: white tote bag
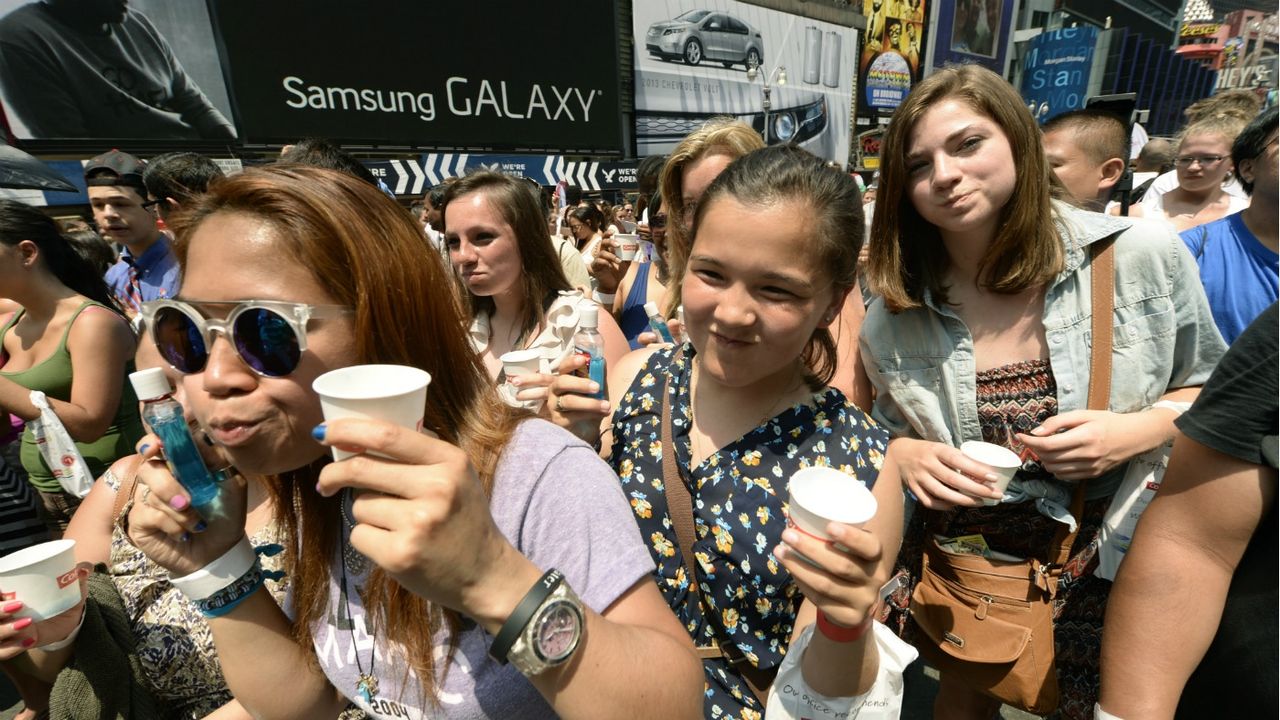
[[27, 390, 95, 498], [765, 621, 918, 720], [1094, 400, 1192, 581]]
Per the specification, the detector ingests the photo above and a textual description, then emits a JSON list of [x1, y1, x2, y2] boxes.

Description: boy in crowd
[[1041, 109, 1128, 212], [87, 150, 177, 317]]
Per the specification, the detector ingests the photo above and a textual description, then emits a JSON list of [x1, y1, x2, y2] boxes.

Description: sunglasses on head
[[140, 299, 352, 378]]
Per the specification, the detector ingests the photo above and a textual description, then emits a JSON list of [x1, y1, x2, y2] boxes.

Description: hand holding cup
[[589, 237, 626, 294], [892, 437, 1005, 510], [776, 468, 883, 628]]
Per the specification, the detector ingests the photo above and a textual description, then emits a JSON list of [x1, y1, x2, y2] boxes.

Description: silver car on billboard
[[646, 9, 763, 69]]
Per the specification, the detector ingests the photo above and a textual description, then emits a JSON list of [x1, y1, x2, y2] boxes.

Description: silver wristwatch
[[505, 580, 585, 677]]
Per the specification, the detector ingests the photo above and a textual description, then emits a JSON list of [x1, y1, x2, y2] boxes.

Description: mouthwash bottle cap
[[580, 304, 599, 329], [643, 301, 661, 317], [129, 367, 174, 402]]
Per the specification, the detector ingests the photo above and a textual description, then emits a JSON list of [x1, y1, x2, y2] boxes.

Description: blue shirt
[[860, 203, 1227, 505], [1181, 212, 1279, 345], [104, 235, 180, 315]]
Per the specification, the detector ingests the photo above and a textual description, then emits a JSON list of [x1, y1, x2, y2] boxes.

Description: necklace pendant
[[357, 673, 379, 703]]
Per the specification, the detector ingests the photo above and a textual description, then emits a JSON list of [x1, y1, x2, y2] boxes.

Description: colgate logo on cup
[[56, 568, 78, 589]]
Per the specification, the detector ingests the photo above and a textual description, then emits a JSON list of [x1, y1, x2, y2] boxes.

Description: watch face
[[532, 599, 583, 663]]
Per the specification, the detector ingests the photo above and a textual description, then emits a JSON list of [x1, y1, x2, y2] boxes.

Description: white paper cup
[[619, 219, 637, 233], [312, 364, 431, 461], [787, 467, 878, 541], [0, 540, 79, 621], [614, 233, 640, 261], [500, 349, 543, 379], [960, 441, 1022, 506]]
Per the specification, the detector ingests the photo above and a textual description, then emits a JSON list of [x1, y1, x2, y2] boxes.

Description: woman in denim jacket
[[858, 65, 1226, 720]]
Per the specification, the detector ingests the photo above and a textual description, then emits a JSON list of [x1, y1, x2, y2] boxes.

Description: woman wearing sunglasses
[[114, 165, 703, 719], [0, 199, 142, 533], [1127, 114, 1250, 232], [442, 172, 629, 409]]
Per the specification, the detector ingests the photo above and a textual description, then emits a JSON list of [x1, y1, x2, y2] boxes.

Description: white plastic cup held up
[[785, 467, 877, 565], [312, 364, 431, 461]]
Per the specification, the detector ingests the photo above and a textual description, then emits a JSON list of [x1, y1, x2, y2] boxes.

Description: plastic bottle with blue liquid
[[572, 305, 606, 400], [129, 368, 219, 517], [643, 301, 675, 344]]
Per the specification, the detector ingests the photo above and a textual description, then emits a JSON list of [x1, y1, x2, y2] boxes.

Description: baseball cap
[[84, 149, 146, 190]]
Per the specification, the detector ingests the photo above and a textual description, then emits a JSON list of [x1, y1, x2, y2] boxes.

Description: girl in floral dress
[[549, 145, 906, 719]]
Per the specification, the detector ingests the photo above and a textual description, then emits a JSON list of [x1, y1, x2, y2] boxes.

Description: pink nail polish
[[169, 494, 190, 511], [2, 601, 21, 613], [12, 617, 33, 631], [21, 637, 35, 648]]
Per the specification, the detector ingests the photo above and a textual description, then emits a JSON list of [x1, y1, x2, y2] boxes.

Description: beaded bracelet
[[195, 560, 264, 618]]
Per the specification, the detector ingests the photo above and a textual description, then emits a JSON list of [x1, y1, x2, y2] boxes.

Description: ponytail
[[0, 199, 125, 316]]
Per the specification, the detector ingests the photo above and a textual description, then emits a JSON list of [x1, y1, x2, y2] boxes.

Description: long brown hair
[[169, 164, 527, 703], [866, 64, 1062, 311], [441, 172, 571, 345], [658, 117, 765, 316]]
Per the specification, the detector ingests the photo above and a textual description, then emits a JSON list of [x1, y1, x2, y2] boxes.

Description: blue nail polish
[[139, 443, 151, 455], [194, 521, 207, 533], [311, 424, 326, 442]]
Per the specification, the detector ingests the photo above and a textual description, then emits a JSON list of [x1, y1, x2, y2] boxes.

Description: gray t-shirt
[[312, 419, 654, 719]]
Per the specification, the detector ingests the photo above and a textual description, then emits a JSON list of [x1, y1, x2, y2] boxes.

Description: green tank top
[[0, 301, 144, 492]]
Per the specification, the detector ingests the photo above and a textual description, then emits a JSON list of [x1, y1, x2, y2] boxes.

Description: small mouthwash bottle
[[129, 368, 219, 517], [572, 306, 607, 400], [643, 301, 675, 344]]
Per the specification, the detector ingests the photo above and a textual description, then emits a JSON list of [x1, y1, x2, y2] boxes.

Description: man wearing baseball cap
[[86, 149, 178, 317]]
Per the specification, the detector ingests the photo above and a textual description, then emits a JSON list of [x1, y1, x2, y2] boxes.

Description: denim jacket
[[860, 202, 1227, 507]]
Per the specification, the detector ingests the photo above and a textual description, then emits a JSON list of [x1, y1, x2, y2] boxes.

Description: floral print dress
[[104, 468, 288, 718], [609, 346, 890, 720]]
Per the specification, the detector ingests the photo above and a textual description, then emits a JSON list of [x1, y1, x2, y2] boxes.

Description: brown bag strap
[[110, 454, 147, 526], [1086, 236, 1116, 414], [1044, 235, 1118, 570], [659, 349, 775, 704]]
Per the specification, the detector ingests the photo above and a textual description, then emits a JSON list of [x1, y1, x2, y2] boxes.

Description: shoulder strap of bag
[[110, 455, 147, 527], [1045, 235, 1118, 570], [660, 349, 775, 704]]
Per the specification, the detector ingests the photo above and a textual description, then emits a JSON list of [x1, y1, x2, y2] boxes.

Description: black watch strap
[[488, 568, 565, 664]]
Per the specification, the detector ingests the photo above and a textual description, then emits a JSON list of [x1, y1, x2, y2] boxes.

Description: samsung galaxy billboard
[[0, 0, 624, 153], [633, 1, 858, 164]]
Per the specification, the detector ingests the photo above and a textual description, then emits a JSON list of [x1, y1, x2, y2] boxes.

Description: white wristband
[[1094, 703, 1126, 720], [169, 537, 256, 601], [592, 290, 616, 305], [36, 605, 86, 652], [1151, 400, 1190, 415]]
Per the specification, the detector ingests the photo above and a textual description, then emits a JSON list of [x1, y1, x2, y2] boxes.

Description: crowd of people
[[0, 63, 1271, 720]]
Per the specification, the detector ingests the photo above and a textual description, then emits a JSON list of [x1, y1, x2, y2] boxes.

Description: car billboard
[[633, 1, 858, 164]]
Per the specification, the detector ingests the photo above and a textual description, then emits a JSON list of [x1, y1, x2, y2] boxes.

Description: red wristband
[[816, 609, 874, 643]]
